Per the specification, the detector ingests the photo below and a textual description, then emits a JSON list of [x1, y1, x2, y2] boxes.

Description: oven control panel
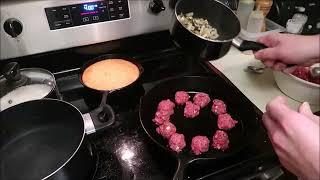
[[45, 0, 130, 30]]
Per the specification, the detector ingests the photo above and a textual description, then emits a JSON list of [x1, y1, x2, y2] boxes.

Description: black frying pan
[[139, 76, 260, 180]]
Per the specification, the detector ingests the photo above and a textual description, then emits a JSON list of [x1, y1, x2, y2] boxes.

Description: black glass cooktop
[[1, 31, 283, 180]]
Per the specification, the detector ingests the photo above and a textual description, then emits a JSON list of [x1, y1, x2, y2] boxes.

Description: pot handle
[[173, 156, 189, 180], [83, 92, 115, 134], [232, 37, 267, 51]]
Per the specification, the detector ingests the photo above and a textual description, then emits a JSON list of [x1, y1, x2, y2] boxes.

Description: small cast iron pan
[[79, 54, 144, 132]]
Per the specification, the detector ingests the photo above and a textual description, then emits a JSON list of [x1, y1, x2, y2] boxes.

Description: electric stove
[[0, 31, 288, 180]]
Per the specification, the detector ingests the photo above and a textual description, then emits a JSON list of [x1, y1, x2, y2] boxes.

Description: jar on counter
[[236, 0, 255, 29]]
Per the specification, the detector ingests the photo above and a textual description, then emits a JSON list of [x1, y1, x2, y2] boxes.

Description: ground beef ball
[[217, 113, 238, 130], [153, 99, 175, 125], [169, 133, 186, 153], [153, 111, 171, 125], [175, 91, 190, 105], [184, 101, 200, 118], [191, 136, 210, 155], [157, 99, 175, 112], [212, 130, 229, 151], [193, 92, 210, 108], [156, 122, 177, 139], [211, 99, 227, 115]]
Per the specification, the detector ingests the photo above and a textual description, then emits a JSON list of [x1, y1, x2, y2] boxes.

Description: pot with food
[[80, 54, 144, 111], [170, 0, 268, 60]]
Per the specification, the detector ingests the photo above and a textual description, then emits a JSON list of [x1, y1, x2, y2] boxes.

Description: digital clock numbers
[[83, 4, 98, 11]]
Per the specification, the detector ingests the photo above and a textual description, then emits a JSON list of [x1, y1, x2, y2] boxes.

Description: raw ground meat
[[292, 66, 310, 82], [169, 133, 186, 153], [184, 101, 201, 118], [191, 136, 210, 155], [292, 66, 320, 85], [193, 92, 210, 108], [212, 130, 229, 151], [153, 99, 175, 125], [211, 99, 227, 115], [175, 91, 190, 105], [157, 99, 175, 111], [153, 110, 174, 125], [156, 121, 177, 139], [217, 113, 238, 130]]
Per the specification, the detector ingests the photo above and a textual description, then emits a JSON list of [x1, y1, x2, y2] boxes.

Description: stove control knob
[[149, 0, 165, 14], [3, 18, 23, 38]]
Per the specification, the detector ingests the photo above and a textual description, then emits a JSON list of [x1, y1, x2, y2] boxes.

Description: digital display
[[83, 4, 98, 11], [45, 0, 130, 30], [81, 3, 99, 15]]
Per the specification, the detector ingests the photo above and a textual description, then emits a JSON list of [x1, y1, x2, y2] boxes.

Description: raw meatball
[[212, 130, 229, 151], [156, 122, 177, 139], [193, 92, 210, 108], [153, 109, 175, 125], [211, 99, 227, 115], [217, 113, 238, 130], [157, 99, 175, 112], [153, 99, 175, 125], [191, 136, 210, 155], [169, 133, 186, 153], [184, 101, 200, 118], [175, 91, 190, 105]]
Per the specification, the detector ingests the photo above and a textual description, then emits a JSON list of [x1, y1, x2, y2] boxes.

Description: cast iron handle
[[84, 92, 115, 134], [2, 62, 21, 81], [91, 92, 115, 132], [173, 156, 189, 180]]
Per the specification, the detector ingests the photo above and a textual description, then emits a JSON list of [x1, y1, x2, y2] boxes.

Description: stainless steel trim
[[83, 113, 96, 134], [232, 37, 243, 48], [1, 0, 173, 60]]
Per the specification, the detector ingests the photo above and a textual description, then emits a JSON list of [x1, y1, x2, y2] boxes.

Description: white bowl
[[273, 70, 320, 105]]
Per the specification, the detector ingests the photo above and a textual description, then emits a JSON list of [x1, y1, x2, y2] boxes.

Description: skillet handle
[[232, 38, 267, 51], [83, 92, 115, 134], [173, 157, 189, 180]]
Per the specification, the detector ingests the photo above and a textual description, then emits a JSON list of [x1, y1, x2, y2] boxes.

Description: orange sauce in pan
[[82, 59, 140, 91]]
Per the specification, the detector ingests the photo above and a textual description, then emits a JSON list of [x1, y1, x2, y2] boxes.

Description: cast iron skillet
[[79, 54, 144, 127], [139, 76, 260, 180]]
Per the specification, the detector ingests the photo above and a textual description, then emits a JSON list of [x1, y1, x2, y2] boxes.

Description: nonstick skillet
[[139, 75, 261, 180]]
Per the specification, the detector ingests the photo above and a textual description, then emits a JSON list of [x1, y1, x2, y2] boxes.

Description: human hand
[[254, 33, 320, 71], [262, 96, 320, 179]]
